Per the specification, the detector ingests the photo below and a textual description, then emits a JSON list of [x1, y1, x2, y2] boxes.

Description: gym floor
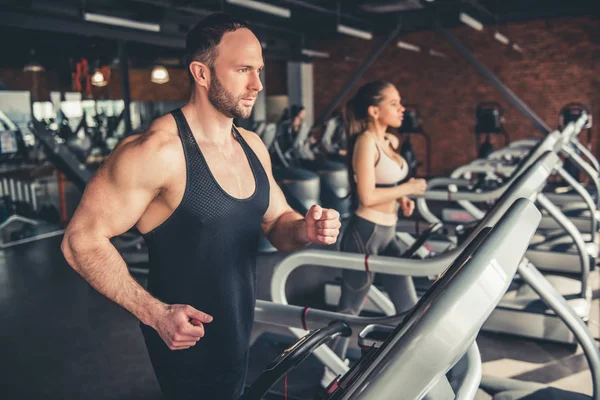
[[1, 235, 598, 399]]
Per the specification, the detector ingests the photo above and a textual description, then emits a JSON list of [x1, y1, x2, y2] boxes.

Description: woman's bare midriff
[[355, 202, 398, 227]]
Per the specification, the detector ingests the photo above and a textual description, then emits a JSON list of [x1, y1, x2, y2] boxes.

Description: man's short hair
[[185, 13, 250, 75]]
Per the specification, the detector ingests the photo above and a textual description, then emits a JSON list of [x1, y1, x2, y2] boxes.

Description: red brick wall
[[312, 16, 600, 176]]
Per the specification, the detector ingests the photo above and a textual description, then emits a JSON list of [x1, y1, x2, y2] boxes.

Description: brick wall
[[312, 16, 600, 176]]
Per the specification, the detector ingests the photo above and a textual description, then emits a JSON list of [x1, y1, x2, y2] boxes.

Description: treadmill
[[244, 198, 598, 399]]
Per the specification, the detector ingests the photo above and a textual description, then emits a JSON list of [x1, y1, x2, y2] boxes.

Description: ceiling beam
[[0, 10, 186, 48]]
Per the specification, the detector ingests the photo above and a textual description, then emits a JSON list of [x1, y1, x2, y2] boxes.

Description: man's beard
[[208, 69, 255, 119]]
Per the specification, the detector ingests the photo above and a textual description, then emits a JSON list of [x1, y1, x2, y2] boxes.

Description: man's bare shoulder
[[114, 115, 180, 157], [237, 126, 269, 159], [99, 114, 183, 183]]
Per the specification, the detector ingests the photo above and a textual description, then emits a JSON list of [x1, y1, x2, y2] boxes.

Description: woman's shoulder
[[355, 131, 376, 145]]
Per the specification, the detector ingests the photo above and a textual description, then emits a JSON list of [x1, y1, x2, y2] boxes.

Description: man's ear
[[189, 61, 210, 90]]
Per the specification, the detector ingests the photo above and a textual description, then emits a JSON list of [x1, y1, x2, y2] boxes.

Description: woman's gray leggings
[[331, 214, 418, 359]]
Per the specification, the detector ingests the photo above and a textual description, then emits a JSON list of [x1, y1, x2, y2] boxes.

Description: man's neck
[[182, 94, 234, 146]]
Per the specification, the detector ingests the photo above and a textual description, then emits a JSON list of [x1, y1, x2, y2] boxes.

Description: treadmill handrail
[[253, 300, 483, 400], [562, 145, 600, 210], [572, 138, 600, 173], [508, 138, 541, 148], [416, 151, 559, 225], [488, 146, 530, 161], [556, 166, 597, 242], [455, 344, 483, 400], [536, 193, 590, 297], [239, 320, 351, 400], [451, 162, 515, 179]]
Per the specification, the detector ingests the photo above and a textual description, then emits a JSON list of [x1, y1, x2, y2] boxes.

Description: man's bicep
[[67, 145, 163, 240], [261, 177, 294, 234]]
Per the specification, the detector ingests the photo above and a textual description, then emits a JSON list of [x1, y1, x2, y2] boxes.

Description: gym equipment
[[270, 121, 323, 216], [416, 135, 593, 343], [252, 120, 267, 138], [317, 115, 347, 162], [475, 102, 509, 159], [257, 122, 277, 151], [0, 177, 64, 249], [273, 118, 352, 218], [485, 136, 598, 234], [449, 115, 598, 275], [0, 110, 31, 165], [398, 105, 432, 177], [559, 102, 594, 182]]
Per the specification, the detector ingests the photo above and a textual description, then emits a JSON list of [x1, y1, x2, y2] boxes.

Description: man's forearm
[[62, 234, 164, 327], [267, 210, 310, 252]]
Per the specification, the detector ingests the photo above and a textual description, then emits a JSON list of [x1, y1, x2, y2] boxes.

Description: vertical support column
[[118, 40, 132, 134], [287, 61, 314, 127]]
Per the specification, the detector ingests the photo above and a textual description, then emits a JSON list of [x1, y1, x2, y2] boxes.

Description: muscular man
[[61, 12, 341, 400]]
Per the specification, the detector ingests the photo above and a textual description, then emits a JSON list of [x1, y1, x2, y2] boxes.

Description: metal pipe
[[536, 193, 589, 297], [557, 167, 597, 242], [562, 146, 600, 209]]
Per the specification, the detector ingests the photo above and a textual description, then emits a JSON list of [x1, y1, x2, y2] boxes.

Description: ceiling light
[[429, 49, 447, 58], [84, 12, 161, 32], [226, 0, 291, 18], [24, 62, 45, 73], [301, 49, 330, 58], [91, 70, 108, 87], [397, 41, 421, 52], [494, 32, 509, 45], [23, 49, 45, 72], [459, 12, 483, 31], [512, 44, 523, 53], [151, 66, 170, 84], [337, 24, 372, 40]]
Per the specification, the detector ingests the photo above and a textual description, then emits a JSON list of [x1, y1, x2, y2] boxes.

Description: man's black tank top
[[141, 108, 270, 393]]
